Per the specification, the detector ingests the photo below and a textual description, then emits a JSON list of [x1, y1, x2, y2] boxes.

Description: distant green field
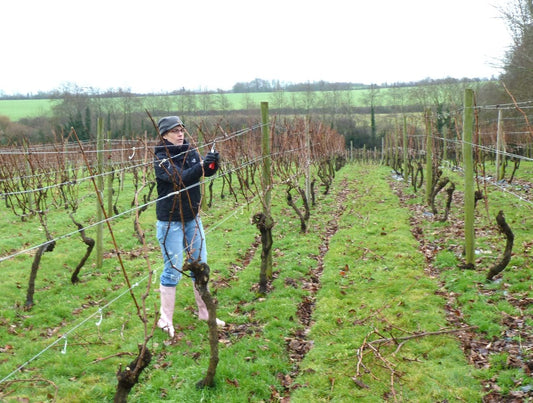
[[0, 82, 487, 122], [0, 99, 59, 121], [0, 89, 377, 122], [142, 89, 374, 114]]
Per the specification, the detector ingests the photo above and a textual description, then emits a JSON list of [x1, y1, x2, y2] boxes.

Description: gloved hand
[[203, 152, 220, 169], [204, 152, 219, 164], [204, 152, 220, 173]]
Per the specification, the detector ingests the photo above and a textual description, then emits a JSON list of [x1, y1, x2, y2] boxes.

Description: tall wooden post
[[380, 136, 385, 165], [442, 125, 448, 164], [402, 115, 408, 180], [96, 117, 104, 269], [425, 110, 433, 205], [106, 133, 114, 219], [463, 89, 475, 266], [23, 139, 34, 212], [495, 109, 503, 181], [261, 102, 273, 278], [305, 117, 311, 201]]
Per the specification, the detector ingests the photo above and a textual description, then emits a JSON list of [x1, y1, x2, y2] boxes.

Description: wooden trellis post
[[425, 110, 433, 205], [261, 102, 273, 277], [106, 131, 114, 220], [495, 108, 504, 181], [402, 115, 408, 180], [96, 117, 104, 269], [305, 117, 311, 201], [463, 89, 475, 266]]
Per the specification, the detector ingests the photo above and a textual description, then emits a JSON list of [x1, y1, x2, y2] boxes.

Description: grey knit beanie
[[157, 116, 185, 136]]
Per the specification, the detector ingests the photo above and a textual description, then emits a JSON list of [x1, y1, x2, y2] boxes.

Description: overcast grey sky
[[1, 0, 512, 95]]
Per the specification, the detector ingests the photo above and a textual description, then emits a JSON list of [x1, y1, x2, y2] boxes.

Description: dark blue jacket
[[154, 139, 216, 222]]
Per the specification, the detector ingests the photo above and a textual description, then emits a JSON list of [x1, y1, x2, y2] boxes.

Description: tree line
[[0, 78, 499, 147], [0, 77, 489, 101]]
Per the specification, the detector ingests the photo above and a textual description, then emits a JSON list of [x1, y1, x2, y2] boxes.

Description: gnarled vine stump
[[114, 344, 152, 403], [487, 210, 514, 281], [185, 261, 220, 388]]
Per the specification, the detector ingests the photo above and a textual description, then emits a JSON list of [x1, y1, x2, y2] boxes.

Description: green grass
[[291, 167, 481, 402], [0, 162, 530, 401]]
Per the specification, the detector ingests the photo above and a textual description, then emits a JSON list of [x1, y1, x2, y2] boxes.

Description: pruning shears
[[208, 142, 216, 170]]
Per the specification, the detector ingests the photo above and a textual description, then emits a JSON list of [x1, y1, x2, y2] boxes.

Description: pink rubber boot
[[157, 285, 176, 338], [193, 285, 225, 327]]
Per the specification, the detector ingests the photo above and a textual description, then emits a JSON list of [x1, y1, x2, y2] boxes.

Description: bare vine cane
[[183, 261, 220, 389], [70, 127, 154, 402]]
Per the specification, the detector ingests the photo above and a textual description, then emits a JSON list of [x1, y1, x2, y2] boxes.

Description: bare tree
[[499, 0, 533, 99]]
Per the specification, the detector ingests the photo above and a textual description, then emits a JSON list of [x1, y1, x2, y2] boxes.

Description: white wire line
[[0, 122, 264, 157], [398, 146, 533, 206], [0, 141, 163, 186], [0, 122, 315, 191], [0, 140, 95, 154], [0, 175, 196, 263], [475, 100, 533, 110], [0, 160, 147, 197], [443, 164, 533, 207], [0, 272, 150, 385], [0, 156, 140, 186], [0, 158, 153, 190], [478, 130, 533, 136], [0, 124, 266, 193], [154, 123, 266, 168], [0, 118, 309, 264], [204, 194, 259, 235], [0, 187, 261, 385], [0, 155, 153, 186], [0, 169, 158, 224], [432, 136, 533, 162], [0, 138, 327, 383], [406, 133, 533, 162], [0, 193, 98, 234], [0, 142, 300, 264], [449, 100, 533, 113], [0, 146, 134, 156], [0, 145, 191, 196], [483, 179, 533, 207], [0, 139, 149, 156], [0, 124, 259, 157]]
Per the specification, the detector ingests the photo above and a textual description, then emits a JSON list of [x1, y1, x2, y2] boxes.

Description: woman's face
[[164, 126, 185, 145]]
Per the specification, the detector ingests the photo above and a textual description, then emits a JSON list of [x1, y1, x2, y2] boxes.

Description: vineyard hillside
[[0, 157, 531, 401]]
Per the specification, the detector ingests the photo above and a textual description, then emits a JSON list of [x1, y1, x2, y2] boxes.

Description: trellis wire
[[0, 140, 308, 264], [0, 187, 263, 385]]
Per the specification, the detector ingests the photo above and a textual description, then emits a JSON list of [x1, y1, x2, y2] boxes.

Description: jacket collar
[[156, 138, 190, 153]]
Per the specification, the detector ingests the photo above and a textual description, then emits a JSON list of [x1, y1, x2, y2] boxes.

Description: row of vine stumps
[[390, 177, 533, 402]]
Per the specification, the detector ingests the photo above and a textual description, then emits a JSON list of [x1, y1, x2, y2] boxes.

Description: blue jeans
[[156, 218, 207, 286]]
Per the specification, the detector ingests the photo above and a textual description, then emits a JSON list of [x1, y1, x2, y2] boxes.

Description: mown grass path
[[290, 165, 481, 402]]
